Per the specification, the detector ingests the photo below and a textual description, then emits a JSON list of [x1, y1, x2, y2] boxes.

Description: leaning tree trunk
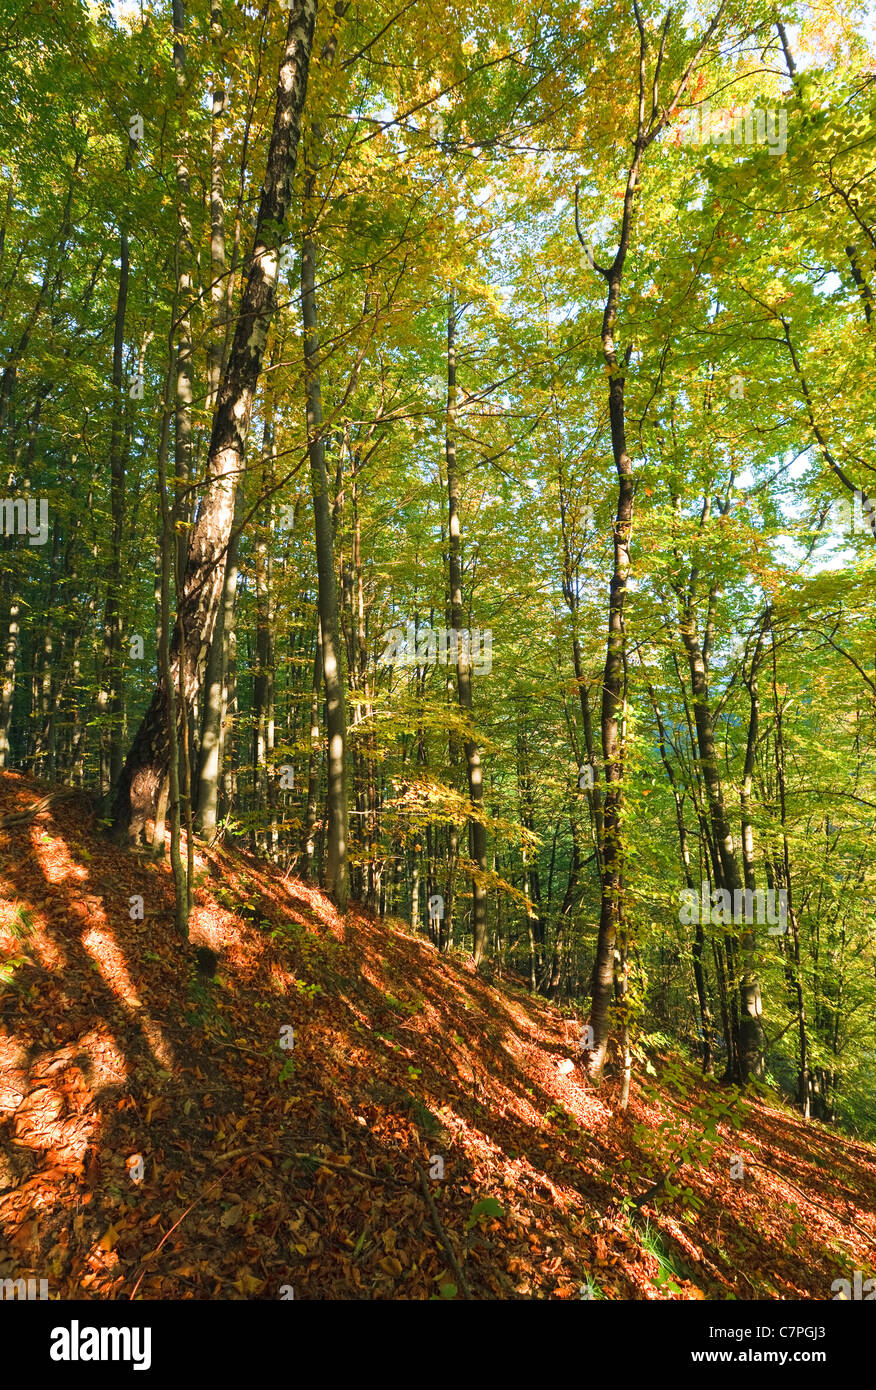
[[112, 0, 319, 841]]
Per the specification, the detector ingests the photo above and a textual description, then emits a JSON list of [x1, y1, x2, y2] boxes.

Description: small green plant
[[0, 954, 28, 990], [465, 1196, 504, 1231], [185, 973, 220, 1029], [292, 978, 322, 998], [632, 1057, 745, 1213], [270, 919, 303, 945], [544, 1100, 578, 1137], [640, 1218, 686, 1296], [9, 905, 36, 941]]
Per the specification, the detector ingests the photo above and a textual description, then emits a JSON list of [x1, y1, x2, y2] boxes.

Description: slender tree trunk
[[679, 598, 761, 1080], [207, 0, 228, 413], [576, 0, 725, 1088], [301, 234, 350, 909], [647, 677, 714, 1073], [98, 162, 129, 795], [194, 0, 234, 843], [157, 318, 189, 939], [0, 595, 20, 767], [586, 323, 634, 1084], [302, 624, 323, 877], [253, 405, 277, 856], [517, 724, 543, 988], [769, 617, 809, 1115], [172, 0, 195, 583], [297, 4, 351, 905], [196, 487, 241, 837], [445, 293, 488, 964]]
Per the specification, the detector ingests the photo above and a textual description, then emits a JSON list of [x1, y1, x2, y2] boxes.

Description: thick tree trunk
[[112, 0, 318, 841]]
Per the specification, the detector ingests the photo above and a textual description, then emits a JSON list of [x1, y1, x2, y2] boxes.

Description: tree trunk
[[196, 487, 241, 837], [769, 615, 809, 1114], [301, 233, 350, 909], [252, 405, 277, 856], [445, 293, 488, 965], [157, 321, 189, 939], [679, 597, 761, 1080], [97, 160, 129, 796], [576, 0, 725, 1088], [112, 0, 318, 841], [647, 677, 713, 1074]]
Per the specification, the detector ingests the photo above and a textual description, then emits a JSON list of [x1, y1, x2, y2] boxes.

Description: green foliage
[[633, 1059, 747, 1213], [465, 1196, 504, 1231], [0, 0, 872, 1145]]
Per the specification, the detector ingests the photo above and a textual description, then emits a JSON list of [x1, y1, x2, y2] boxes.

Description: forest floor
[[0, 769, 874, 1301]]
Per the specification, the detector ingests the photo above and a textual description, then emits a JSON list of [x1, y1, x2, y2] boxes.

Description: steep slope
[[0, 770, 873, 1300]]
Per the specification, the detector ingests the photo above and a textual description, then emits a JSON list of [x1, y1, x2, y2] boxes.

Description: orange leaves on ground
[[0, 770, 874, 1300]]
